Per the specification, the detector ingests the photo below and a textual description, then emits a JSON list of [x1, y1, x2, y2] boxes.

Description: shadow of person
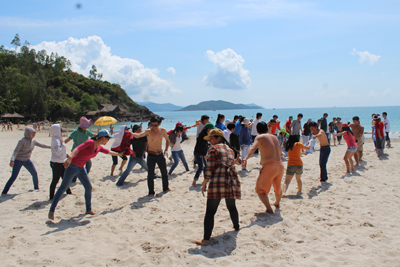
[[0, 194, 17, 203], [43, 214, 91, 235], [130, 194, 162, 210], [245, 209, 284, 229], [307, 182, 332, 199], [100, 175, 118, 182], [188, 230, 239, 258], [100, 206, 124, 216], [117, 178, 147, 190], [20, 200, 51, 211], [189, 185, 202, 192]]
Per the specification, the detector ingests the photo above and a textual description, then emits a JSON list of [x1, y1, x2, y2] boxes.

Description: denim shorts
[[286, 165, 303, 175], [347, 146, 358, 152]]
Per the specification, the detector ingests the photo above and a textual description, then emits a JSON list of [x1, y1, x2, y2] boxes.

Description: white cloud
[[203, 48, 250, 90], [167, 67, 176, 75], [32, 36, 180, 96], [351, 48, 381, 65]]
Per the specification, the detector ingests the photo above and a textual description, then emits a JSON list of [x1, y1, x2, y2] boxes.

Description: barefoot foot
[[192, 180, 196, 186], [85, 211, 95, 215], [272, 202, 280, 209], [48, 212, 55, 220], [266, 209, 274, 214]]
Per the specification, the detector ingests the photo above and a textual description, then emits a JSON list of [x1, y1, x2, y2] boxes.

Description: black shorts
[[111, 149, 127, 165]]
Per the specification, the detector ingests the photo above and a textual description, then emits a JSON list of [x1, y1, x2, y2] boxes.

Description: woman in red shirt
[[334, 123, 358, 173], [48, 130, 123, 220]]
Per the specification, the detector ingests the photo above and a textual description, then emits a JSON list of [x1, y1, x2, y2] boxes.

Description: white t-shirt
[[171, 136, 182, 151], [196, 122, 205, 138], [384, 117, 390, 132], [251, 118, 260, 136], [223, 129, 231, 141]]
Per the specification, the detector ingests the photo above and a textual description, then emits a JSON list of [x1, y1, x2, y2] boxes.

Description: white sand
[[0, 129, 399, 266]]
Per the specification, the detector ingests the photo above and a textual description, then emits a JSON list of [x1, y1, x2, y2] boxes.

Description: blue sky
[[1, 0, 399, 108]]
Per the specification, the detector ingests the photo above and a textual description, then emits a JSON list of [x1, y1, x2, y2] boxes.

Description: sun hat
[[241, 118, 251, 125], [204, 129, 224, 140], [342, 122, 349, 127], [289, 116, 293, 119], [97, 129, 114, 138], [79, 117, 92, 128], [373, 115, 380, 121], [204, 122, 216, 130]]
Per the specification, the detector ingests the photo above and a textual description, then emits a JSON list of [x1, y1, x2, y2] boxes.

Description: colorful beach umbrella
[[94, 116, 118, 126]]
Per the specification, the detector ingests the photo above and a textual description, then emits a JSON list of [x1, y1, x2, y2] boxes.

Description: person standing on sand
[[285, 116, 293, 135], [230, 116, 243, 151], [335, 118, 343, 145], [321, 113, 328, 138], [374, 115, 384, 157], [195, 129, 241, 246], [334, 123, 358, 173], [64, 117, 95, 182], [168, 125, 190, 175], [302, 118, 312, 145], [350, 116, 364, 164], [282, 135, 311, 197], [243, 122, 284, 214], [193, 123, 216, 186], [215, 114, 227, 130], [48, 130, 123, 220], [251, 113, 262, 153], [131, 116, 171, 196], [291, 113, 303, 142], [2, 127, 51, 195], [382, 112, 391, 148], [239, 118, 252, 171], [328, 117, 337, 146], [309, 121, 330, 182], [49, 124, 72, 200], [270, 115, 281, 136], [110, 125, 132, 176]]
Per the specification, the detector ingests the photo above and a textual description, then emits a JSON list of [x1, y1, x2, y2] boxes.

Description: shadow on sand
[[307, 182, 332, 199], [43, 214, 91, 235], [188, 210, 283, 258]]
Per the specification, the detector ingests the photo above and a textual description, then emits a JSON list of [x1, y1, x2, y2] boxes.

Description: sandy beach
[[0, 129, 399, 266]]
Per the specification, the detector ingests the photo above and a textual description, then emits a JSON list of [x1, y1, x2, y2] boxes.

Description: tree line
[[0, 34, 142, 121]]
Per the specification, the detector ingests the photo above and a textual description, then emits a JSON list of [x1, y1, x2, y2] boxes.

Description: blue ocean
[[92, 106, 399, 137]]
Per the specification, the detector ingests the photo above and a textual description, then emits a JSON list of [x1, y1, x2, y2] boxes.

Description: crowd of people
[[1, 111, 392, 246]]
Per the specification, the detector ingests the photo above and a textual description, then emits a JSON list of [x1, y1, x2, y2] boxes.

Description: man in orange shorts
[[243, 122, 283, 214]]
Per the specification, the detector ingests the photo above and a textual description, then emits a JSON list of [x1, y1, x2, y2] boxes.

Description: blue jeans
[[50, 163, 93, 212], [2, 159, 38, 194], [376, 137, 383, 155], [319, 146, 331, 181], [194, 152, 206, 181], [386, 132, 390, 143], [147, 154, 169, 195], [169, 150, 189, 175], [116, 156, 148, 186], [72, 159, 91, 183]]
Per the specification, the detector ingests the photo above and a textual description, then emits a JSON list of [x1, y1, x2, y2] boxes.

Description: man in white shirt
[[382, 112, 390, 147], [195, 115, 210, 138], [251, 113, 262, 154]]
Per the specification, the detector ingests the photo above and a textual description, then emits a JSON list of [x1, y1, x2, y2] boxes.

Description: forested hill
[[0, 37, 155, 121]]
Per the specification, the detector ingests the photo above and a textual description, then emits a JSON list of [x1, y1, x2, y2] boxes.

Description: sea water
[[87, 106, 400, 137]]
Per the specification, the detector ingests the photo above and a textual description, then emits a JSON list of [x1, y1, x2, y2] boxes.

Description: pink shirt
[[343, 132, 357, 147], [72, 139, 110, 167]]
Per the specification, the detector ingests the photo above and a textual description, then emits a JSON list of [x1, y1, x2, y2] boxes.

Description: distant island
[[137, 102, 183, 112], [179, 100, 265, 111]]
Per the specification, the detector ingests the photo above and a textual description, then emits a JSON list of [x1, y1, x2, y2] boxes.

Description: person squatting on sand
[[282, 135, 311, 197], [243, 122, 284, 214], [168, 125, 190, 175], [309, 121, 331, 182], [64, 117, 95, 183], [192, 122, 215, 186], [2, 127, 51, 195], [334, 123, 358, 173], [49, 124, 72, 200], [195, 129, 241, 246], [48, 130, 123, 220], [110, 125, 132, 176], [350, 116, 364, 164], [131, 116, 171, 196]]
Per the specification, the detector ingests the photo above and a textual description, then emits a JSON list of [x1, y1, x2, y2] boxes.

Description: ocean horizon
[[86, 105, 399, 137]]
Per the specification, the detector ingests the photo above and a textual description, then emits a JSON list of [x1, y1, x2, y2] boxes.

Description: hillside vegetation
[[0, 34, 152, 121]]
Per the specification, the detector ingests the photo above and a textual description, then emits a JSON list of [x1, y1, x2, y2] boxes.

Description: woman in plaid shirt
[[195, 129, 241, 246]]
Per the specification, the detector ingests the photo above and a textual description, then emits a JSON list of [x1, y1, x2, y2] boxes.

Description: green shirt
[[69, 128, 94, 151]]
